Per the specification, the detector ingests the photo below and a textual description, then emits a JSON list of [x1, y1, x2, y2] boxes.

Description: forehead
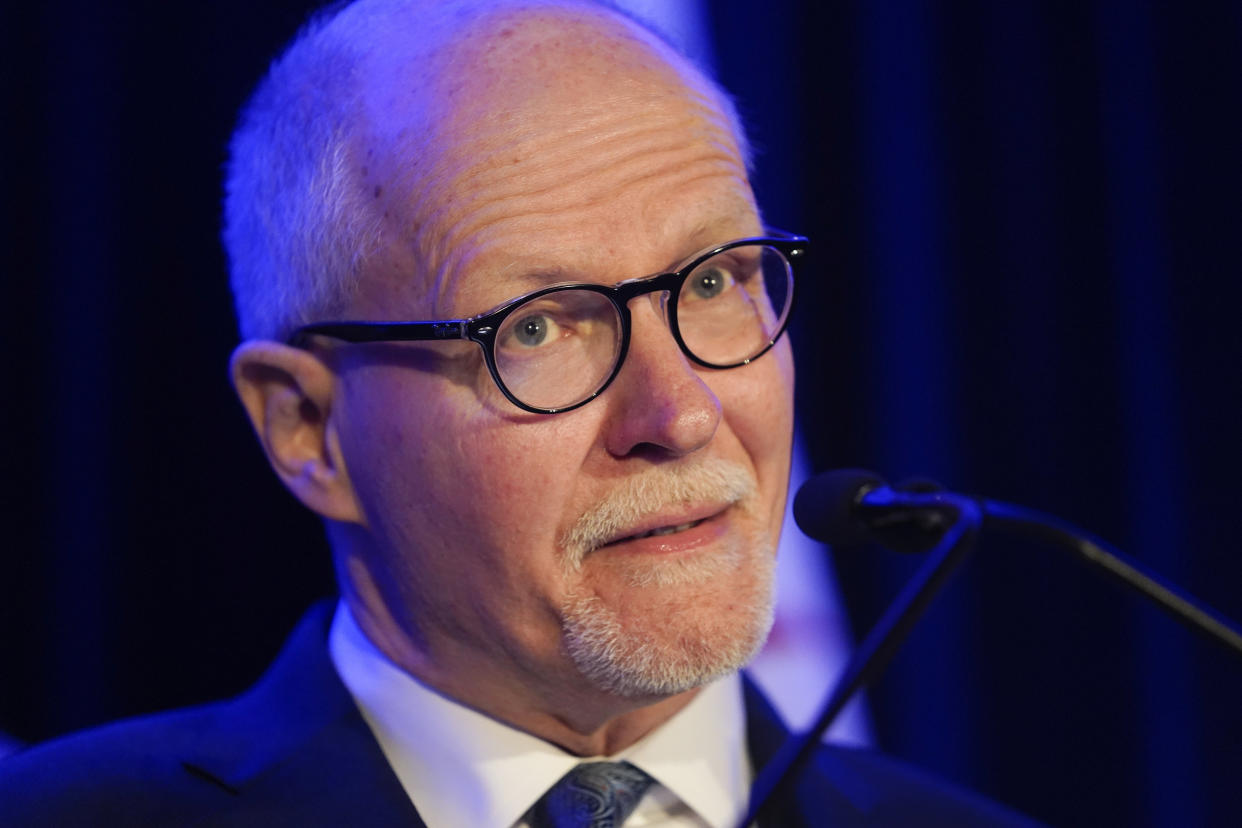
[[353, 3, 758, 317]]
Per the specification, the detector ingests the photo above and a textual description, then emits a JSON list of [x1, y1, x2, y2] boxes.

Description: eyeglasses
[[290, 230, 807, 414]]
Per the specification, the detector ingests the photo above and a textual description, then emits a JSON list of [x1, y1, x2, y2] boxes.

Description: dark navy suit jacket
[[0, 603, 1041, 826]]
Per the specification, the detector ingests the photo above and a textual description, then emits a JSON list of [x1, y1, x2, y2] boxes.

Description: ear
[[229, 341, 364, 524]]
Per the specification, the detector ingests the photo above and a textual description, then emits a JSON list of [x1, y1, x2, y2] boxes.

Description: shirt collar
[[329, 601, 749, 828]]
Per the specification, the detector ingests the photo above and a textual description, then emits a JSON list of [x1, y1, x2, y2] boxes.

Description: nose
[[601, 297, 722, 458]]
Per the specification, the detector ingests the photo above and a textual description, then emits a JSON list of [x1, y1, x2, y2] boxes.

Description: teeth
[[632, 519, 700, 540]]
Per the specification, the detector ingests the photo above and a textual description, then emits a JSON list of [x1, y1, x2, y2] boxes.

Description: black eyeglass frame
[[290, 229, 808, 414]]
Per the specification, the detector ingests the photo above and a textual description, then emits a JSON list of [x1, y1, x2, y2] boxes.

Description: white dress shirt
[[329, 602, 751, 828]]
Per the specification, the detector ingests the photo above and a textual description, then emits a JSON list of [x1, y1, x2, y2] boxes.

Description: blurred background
[[3, 1, 1240, 825]]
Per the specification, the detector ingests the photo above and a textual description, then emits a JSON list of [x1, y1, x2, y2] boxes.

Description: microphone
[[742, 472, 984, 826], [742, 469, 1242, 827], [792, 468, 955, 552], [792, 469, 1242, 657]]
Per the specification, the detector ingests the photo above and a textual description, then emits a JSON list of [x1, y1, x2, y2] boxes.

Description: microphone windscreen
[[793, 469, 886, 545]]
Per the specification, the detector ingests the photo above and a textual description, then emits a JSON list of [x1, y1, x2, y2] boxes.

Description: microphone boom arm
[[980, 499, 1242, 656], [742, 473, 1242, 827], [741, 492, 984, 827]]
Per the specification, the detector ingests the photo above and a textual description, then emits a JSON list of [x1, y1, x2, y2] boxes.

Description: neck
[[337, 564, 702, 756], [514, 687, 702, 757]]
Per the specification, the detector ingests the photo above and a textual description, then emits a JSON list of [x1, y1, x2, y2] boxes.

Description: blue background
[[3, 1, 1241, 824]]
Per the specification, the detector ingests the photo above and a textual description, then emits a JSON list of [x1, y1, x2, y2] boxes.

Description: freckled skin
[[326, 4, 795, 756]]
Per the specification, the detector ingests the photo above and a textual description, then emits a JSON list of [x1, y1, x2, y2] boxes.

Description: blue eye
[[688, 266, 731, 300], [513, 314, 550, 346]]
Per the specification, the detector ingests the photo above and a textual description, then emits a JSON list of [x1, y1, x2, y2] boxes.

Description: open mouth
[[607, 517, 707, 546]]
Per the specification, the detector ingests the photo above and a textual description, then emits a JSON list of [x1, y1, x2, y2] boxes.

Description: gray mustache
[[560, 458, 758, 567]]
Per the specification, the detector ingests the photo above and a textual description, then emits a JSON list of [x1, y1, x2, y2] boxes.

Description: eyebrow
[[470, 208, 762, 309], [493, 263, 586, 295]]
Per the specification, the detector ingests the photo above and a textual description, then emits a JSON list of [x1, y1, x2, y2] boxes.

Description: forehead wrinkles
[[413, 97, 748, 315], [358, 5, 749, 316]]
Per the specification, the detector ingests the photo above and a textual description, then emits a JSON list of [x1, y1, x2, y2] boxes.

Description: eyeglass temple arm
[[290, 320, 469, 346]]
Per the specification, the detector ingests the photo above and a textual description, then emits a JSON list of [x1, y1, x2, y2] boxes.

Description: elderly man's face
[[330, 9, 794, 713]]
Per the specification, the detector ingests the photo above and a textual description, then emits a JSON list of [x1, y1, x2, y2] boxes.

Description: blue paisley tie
[[528, 761, 655, 828]]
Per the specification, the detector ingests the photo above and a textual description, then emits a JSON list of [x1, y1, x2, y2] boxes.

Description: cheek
[[335, 364, 595, 589], [720, 344, 795, 522], [731, 343, 793, 442]]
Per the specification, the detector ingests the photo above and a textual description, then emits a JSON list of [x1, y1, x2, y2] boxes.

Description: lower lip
[[603, 510, 731, 556]]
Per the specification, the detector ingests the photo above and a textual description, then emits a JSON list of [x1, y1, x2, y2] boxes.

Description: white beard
[[560, 541, 775, 697], [557, 457, 777, 698]]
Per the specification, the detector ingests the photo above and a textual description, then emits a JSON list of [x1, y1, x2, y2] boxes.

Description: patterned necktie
[[527, 761, 655, 828]]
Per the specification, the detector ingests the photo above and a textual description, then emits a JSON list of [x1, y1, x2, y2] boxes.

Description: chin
[[560, 541, 776, 699]]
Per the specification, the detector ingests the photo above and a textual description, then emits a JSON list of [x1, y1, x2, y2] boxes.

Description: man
[[0, 1, 1037, 824]]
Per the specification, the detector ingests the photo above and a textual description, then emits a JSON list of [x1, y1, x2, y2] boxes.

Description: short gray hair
[[223, 4, 387, 342], [222, 0, 751, 342]]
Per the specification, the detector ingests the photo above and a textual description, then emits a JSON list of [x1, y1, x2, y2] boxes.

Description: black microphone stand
[[739, 484, 1242, 827], [979, 499, 1242, 656], [740, 491, 983, 827]]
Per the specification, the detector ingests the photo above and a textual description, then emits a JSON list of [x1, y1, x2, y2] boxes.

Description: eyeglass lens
[[491, 243, 793, 411]]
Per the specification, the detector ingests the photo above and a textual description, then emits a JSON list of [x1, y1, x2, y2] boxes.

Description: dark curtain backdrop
[[4, 2, 1240, 826]]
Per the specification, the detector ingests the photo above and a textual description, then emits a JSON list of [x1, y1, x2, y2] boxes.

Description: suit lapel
[[173, 606, 879, 827], [742, 674, 876, 826], [179, 603, 426, 827]]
